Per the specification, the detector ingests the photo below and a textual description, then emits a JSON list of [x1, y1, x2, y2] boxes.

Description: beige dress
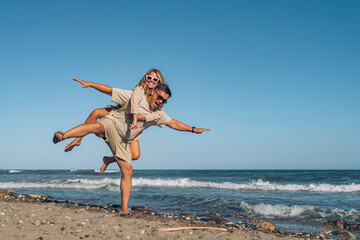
[[130, 85, 163, 122]]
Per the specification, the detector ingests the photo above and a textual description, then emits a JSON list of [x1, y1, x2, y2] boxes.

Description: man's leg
[[117, 158, 133, 214], [99, 141, 140, 174], [99, 156, 117, 174]]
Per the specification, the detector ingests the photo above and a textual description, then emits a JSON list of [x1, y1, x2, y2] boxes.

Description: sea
[[1, 169, 359, 235]]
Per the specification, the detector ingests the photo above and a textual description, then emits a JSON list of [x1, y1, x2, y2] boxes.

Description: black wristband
[[191, 126, 195, 133]]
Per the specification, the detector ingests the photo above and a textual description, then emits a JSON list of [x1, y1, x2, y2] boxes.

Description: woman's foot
[[65, 139, 81, 152], [99, 156, 116, 174], [53, 131, 65, 144]]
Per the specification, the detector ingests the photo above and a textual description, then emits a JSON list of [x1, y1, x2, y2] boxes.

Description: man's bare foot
[[65, 139, 81, 152], [118, 209, 131, 216], [99, 156, 116, 174]]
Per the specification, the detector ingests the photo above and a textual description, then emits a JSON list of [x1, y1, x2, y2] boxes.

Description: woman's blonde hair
[[137, 68, 166, 96]]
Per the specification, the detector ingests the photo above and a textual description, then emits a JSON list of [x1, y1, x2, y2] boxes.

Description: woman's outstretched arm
[[73, 78, 113, 96]]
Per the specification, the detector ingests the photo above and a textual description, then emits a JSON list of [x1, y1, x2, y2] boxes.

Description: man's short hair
[[155, 83, 172, 98]]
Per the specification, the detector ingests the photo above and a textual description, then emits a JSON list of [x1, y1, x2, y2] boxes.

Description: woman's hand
[[72, 78, 113, 96], [73, 78, 92, 88], [129, 114, 138, 130]]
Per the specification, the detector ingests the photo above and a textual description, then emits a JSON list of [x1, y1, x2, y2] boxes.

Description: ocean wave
[[0, 177, 359, 223], [70, 170, 78, 172], [8, 170, 21, 173], [240, 201, 360, 222], [66, 178, 120, 185], [0, 178, 120, 191], [106, 186, 140, 192], [131, 178, 360, 193], [0, 177, 359, 193], [241, 201, 315, 218]]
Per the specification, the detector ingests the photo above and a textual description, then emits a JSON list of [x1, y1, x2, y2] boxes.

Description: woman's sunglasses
[[146, 75, 160, 83]]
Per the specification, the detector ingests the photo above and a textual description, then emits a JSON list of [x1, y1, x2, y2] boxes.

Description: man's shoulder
[[155, 109, 172, 126], [113, 88, 133, 96], [111, 88, 133, 105]]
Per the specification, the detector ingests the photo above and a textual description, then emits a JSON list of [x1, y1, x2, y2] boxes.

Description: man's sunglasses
[[154, 89, 167, 104], [146, 75, 160, 83]]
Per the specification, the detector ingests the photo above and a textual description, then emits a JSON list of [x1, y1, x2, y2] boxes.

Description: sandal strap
[[57, 131, 65, 141]]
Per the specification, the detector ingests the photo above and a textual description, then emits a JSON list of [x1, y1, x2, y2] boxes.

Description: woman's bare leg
[[130, 140, 140, 160], [65, 108, 109, 152], [53, 122, 105, 149], [117, 158, 133, 214], [99, 141, 140, 174], [60, 122, 105, 139]]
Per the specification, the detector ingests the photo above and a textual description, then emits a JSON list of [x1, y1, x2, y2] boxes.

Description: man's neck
[[146, 94, 154, 110]]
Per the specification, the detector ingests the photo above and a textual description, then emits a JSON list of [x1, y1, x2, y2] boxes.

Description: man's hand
[[193, 128, 210, 134], [166, 119, 210, 134], [73, 78, 92, 88]]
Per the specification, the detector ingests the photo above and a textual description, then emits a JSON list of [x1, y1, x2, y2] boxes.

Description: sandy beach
[[0, 189, 303, 240]]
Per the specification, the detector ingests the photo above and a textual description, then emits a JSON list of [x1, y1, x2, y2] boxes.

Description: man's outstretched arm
[[166, 119, 210, 134], [73, 78, 113, 96]]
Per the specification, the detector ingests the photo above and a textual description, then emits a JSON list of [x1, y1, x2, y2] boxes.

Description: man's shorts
[[98, 117, 132, 166]]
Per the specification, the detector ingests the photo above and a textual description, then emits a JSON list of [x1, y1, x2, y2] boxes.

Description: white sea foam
[[0, 177, 359, 193], [0, 181, 101, 190], [240, 201, 315, 218], [106, 186, 140, 192], [8, 170, 21, 173], [70, 170, 78, 172], [239, 201, 360, 222], [131, 178, 360, 193], [66, 178, 120, 185], [94, 170, 120, 173], [329, 208, 360, 220], [0, 177, 120, 191]]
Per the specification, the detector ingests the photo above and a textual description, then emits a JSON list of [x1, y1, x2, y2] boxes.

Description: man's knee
[[94, 122, 105, 133], [123, 167, 133, 178], [117, 159, 133, 176]]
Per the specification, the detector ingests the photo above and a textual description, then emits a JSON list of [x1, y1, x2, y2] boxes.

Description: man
[[53, 80, 210, 215]]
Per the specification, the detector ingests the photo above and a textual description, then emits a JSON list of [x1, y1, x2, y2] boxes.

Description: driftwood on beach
[[154, 226, 228, 232]]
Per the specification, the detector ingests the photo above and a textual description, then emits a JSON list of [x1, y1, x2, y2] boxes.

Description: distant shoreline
[[2, 169, 360, 171]]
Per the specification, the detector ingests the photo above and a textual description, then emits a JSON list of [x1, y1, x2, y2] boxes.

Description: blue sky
[[1, 0, 359, 170]]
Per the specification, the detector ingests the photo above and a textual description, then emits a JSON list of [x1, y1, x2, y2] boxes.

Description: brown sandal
[[53, 131, 65, 144]]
